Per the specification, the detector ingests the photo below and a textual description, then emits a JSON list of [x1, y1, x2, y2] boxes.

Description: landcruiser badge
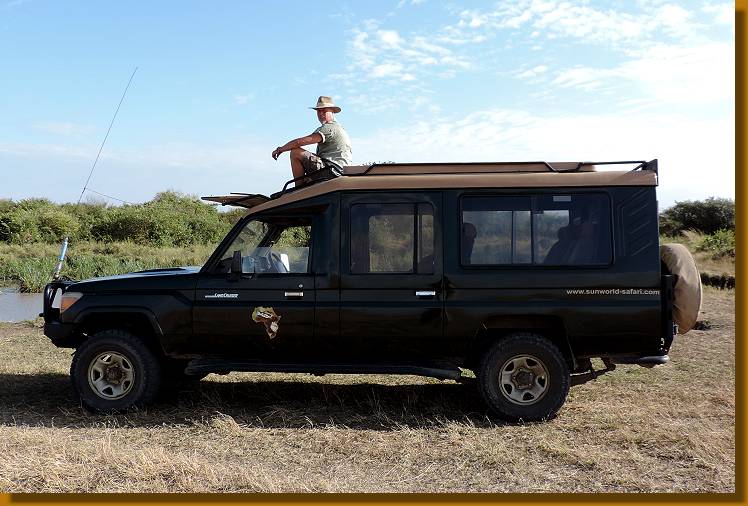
[[204, 293, 239, 299], [252, 307, 281, 339]]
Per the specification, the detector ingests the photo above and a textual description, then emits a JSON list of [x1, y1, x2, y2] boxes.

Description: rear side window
[[350, 203, 434, 274], [461, 194, 611, 266], [462, 196, 531, 265]]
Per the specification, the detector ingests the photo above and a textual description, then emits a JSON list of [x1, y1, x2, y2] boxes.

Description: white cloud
[[552, 66, 611, 91], [549, 42, 733, 105], [453, 1, 707, 48], [343, 24, 471, 85], [353, 107, 734, 206], [654, 4, 692, 31], [371, 62, 403, 78], [619, 42, 734, 104], [516, 64, 549, 79], [378, 30, 402, 46], [702, 2, 733, 26]]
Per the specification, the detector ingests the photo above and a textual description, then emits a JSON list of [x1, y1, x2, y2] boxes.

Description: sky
[[0, 0, 735, 209]]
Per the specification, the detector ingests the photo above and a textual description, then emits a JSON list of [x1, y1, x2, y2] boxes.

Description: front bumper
[[43, 320, 79, 347], [42, 280, 78, 348]]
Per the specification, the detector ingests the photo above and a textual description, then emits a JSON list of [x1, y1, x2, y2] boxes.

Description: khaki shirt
[[313, 120, 352, 166]]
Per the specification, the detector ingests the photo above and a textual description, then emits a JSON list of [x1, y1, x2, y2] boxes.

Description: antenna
[[52, 66, 138, 280]]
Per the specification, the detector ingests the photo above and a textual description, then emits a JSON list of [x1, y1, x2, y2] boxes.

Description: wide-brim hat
[[309, 96, 341, 113]]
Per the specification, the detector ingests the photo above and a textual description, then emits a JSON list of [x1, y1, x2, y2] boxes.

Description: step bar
[[185, 359, 463, 381]]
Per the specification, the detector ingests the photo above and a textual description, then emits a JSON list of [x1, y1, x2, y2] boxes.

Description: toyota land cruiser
[[41, 159, 700, 421]]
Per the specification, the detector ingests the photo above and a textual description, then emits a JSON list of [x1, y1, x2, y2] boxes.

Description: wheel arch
[[466, 315, 576, 371], [73, 308, 166, 355]]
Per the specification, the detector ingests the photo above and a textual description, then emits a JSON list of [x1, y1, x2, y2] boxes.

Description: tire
[[70, 329, 162, 413], [477, 333, 570, 422], [660, 243, 702, 333]]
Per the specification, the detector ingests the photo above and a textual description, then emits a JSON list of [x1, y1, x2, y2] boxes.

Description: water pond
[[0, 287, 45, 323]]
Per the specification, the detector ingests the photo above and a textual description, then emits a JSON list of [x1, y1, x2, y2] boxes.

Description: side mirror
[[228, 250, 242, 281]]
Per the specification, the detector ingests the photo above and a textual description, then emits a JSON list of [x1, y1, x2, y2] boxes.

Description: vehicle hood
[[69, 266, 202, 293]]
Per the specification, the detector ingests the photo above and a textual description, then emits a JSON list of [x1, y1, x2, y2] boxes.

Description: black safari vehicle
[[42, 160, 701, 421]]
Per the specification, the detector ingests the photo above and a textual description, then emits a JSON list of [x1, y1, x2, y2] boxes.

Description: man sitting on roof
[[271, 96, 352, 184]]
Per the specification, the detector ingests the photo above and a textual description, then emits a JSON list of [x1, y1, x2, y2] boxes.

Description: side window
[[534, 194, 611, 265], [217, 219, 311, 274], [460, 194, 611, 266], [461, 196, 531, 265], [350, 203, 434, 274]]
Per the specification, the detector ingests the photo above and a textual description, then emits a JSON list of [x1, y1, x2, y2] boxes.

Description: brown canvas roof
[[247, 163, 657, 215]]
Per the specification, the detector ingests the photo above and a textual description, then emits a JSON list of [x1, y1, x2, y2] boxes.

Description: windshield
[[215, 218, 311, 274]]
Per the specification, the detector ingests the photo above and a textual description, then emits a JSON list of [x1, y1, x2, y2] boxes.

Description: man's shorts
[[301, 151, 326, 175]]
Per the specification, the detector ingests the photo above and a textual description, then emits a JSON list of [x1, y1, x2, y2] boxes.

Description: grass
[[0, 286, 735, 492], [0, 242, 216, 292]]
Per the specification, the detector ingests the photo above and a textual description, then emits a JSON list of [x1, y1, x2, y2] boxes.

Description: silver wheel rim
[[87, 351, 135, 400], [498, 354, 549, 405]]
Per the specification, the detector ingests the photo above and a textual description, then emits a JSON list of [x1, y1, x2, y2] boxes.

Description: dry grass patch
[[0, 288, 735, 492]]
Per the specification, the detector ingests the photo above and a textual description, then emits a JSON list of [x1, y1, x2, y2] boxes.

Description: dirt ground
[[0, 287, 735, 493]]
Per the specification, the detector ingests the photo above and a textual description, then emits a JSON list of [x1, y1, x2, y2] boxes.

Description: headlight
[[60, 291, 83, 314]]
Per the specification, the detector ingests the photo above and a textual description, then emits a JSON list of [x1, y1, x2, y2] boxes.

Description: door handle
[[415, 290, 436, 297], [284, 291, 304, 298]]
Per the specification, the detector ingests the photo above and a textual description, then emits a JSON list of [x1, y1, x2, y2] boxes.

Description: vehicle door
[[193, 215, 316, 359], [338, 192, 444, 361]]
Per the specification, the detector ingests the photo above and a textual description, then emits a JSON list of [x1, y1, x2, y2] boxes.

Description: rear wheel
[[71, 329, 162, 412], [478, 333, 570, 422]]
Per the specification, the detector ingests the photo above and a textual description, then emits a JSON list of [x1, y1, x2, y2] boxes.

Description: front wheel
[[477, 333, 570, 422], [70, 329, 162, 412]]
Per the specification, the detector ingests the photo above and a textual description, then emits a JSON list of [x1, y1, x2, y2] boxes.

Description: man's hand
[[272, 147, 283, 160]]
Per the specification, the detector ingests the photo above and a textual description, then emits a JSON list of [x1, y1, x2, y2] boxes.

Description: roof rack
[[356, 159, 657, 176]]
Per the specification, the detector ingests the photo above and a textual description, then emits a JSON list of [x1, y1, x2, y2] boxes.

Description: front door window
[[215, 219, 312, 274]]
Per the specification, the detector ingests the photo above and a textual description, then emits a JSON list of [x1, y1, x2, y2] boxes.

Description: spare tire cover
[[660, 243, 702, 333]]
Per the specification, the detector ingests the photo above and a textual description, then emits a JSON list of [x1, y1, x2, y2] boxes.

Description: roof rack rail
[[355, 159, 656, 176], [356, 159, 657, 176]]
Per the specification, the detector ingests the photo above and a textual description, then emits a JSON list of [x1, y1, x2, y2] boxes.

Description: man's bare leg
[[289, 148, 308, 181]]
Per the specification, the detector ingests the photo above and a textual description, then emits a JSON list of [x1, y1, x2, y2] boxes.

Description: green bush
[[0, 192, 242, 248], [61, 202, 109, 241], [0, 208, 43, 244], [37, 209, 80, 243], [697, 229, 735, 258], [660, 197, 734, 236], [91, 206, 156, 245]]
